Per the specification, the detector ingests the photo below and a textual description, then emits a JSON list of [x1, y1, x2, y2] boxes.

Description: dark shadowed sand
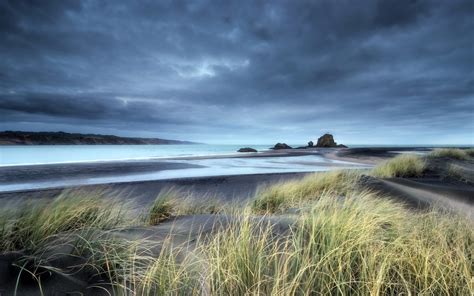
[[0, 160, 204, 184], [0, 147, 369, 194], [0, 172, 311, 206], [1, 147, 472, 219], [0, 148, 473, 295]]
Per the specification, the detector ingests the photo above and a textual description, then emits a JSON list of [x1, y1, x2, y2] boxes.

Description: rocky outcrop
[[316, 134, 346, 148], [308, 141, 314, 147], [272, 143, 292, 150], [238, 147, 257, 152]]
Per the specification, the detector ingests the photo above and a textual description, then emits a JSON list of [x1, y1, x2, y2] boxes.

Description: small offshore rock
[[238, 147, 257, 152], [272, 143, 293, 150]]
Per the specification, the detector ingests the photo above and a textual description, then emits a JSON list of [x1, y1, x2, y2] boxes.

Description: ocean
[[0, 144, 455, 167], [0, 144, 372, 192], [0, 144, 273, 166]]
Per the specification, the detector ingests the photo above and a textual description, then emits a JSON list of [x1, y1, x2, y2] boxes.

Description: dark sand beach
[[0, 172, 312, 206], [1, 147, 473, 295], [0, 147, 368, 196], [1, 147, 472, 216]]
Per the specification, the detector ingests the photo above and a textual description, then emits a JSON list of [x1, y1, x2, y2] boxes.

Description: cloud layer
[[1, 0, 473, 144]]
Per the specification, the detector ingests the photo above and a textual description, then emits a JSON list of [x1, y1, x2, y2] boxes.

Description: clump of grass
[[148, 188, 225, 225], [251, 170, 361, 214], [429, 148, 469, 160], [372, 154, 426, 178], [204, 211, 283, 295], [70, 234, 204, 295], [2, 186, 472, 295], [148, 190, 178, 225], [201, 191, 474, 295], [137, 240, 203, 295], [445, 163, 473, 183], [0, 190, 132, 253], [466, 148, 474, 157]]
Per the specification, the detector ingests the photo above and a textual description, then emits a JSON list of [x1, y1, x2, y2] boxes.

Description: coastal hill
[[0, 131, 195, 145]]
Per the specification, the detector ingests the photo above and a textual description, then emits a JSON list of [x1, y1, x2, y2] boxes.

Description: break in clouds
[[0, 0, 473, 144]]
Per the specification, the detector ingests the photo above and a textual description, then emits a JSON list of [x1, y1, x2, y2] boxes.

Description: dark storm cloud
[[0, 0, 473, 144]]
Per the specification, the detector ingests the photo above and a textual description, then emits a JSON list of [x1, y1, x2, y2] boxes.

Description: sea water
[[0, 144, 450, 167], [0, 144, 375, 191], [0, 144, 273, 166]]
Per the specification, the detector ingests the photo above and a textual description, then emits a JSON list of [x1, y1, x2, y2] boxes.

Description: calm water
[[0, 144, 435, 191], [0, 144, 274, 166], [0, 144, 454, 167], [0, 154, 369, 192], [0, 144, 381, 191]]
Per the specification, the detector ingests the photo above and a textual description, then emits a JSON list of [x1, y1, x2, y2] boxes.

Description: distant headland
[[0, 131, 195, 145]]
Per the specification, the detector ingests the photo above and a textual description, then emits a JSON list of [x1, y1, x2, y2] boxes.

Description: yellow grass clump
[[0, 174, 473, 295], [93, 191, 474, 295], [252, 170, 361, 213], [429, 148, 470, 160], [372, 154, 426, 178], [199, 192, 473, 295], [148, 188, 224, 225], [0, 190, 132, 252]]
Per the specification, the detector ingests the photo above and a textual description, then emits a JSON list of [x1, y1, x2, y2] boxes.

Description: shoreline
[[6, 146, 471, 218], [1, 147, 452, 206], [0, 146, 439, 167], [0, 148, 376, 193], [0, 171, 314, 206]]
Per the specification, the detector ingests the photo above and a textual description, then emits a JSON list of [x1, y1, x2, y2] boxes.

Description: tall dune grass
[[148, 188, 224, 225], [74, 235, 202, 295], [466, 148, 474, 157], [252, 170, 361, 213], [372, 154, 426, 178], [1, 173, 473, 295], [0, 190, 132, 253], [202, 191, 472, 295], [429, 148, 470, 160], [80, 191, 473, 295]]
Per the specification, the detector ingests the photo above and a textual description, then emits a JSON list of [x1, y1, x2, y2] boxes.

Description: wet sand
[[0, 172, 312, 206], [1, 147, 473, 295], [2, 146, 418, 187], [0, 147, 369, 193], [2, 147, 472, 219]]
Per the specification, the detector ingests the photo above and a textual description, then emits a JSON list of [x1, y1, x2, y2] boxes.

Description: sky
[[0, 0, 473, 145]]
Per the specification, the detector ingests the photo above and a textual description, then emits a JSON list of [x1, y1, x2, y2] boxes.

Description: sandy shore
[[0, 148, 473, 295], [0, 172, 312, 206], [0, 147, 371, 193], [2, 147, 472, 219], [1, 146, 420, 186]]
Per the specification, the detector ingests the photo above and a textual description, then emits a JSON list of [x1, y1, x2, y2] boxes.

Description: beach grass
[[70, 191, 473, 295], [251, 170, 361, 214], [429, 148, 470, 160], [466, 148, 474, 157], [371, 154, 426, 178], [1, 170, 473, 295], [148, 189, 178, 225], [148, 188, 225, 225], [0, 190, 132, 253], [211, 192, 472, 295]]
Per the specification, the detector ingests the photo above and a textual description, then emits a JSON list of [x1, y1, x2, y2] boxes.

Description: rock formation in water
[[238, 147, 258, 152], [272, 143, 293, 150], [316, 134, 346, 148]]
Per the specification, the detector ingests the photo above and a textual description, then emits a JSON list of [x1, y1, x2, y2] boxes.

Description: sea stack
[[316, 134, 347, 148], [272, 143, 292, 150], [238, 147, 258, 152]]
